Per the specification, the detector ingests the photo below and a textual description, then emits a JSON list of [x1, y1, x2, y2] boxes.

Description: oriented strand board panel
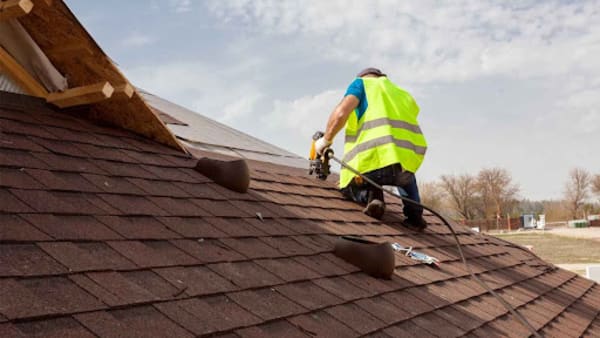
[[18, 0, 185, 152]]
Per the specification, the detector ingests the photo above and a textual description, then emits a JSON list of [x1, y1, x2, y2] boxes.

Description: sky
[[66, 0, 600, 200]]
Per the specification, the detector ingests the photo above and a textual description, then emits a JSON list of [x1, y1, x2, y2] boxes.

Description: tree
[[418, 180, 446, 211], [564, 168, 591, 219], [592, 174, 600, 198], [440, 174, 478, 220], [476, 167, 520, 219]]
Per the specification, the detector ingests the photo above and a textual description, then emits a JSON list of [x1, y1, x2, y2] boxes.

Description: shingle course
[[0, 94, 597, 337]]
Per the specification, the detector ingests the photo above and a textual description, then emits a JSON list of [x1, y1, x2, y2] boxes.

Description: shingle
[[236, 320, 311, 338], [208, 261, 283, 289], [81, 173, 147, 194], [256, 257, 321, 282], [155, 296, 261, 335], [191, 199, 252, 217], [157, 217, 227, 238], [275, 281, 343, 310], [120, 270, 181, 299], [312, 277, 371, 302], [383, 320, 438, 338], [148, 196, 210, 216], [95, 216, 178, 239], [259, 236, 315, 256], [171, 239, 245, 263], [229, 288, 306, 320], [325, 303, 385, 335], [154, 266, 237, 296], [0, 189, 33, 212], [84, 271, 159, 306], [15, 317, 96, 338], [355, 296, 412, 324], [288, 311, 358, 338], [220, 237, 283, 259], [243, 218, 298, 236], [32, 152, 106, 174], [22, 214, 121, 240], [0, 149, 45, 169], [383, 289, 434, 316], [127, 178, 190, 197], [23, 169, 99, 192], [204, 216, 266, 237], [0, 167, 43, 189], [0, 277, 104, 319], [0, 133, 47, 152], [99, 194, 168, 216], [76, 306, 194, 338], [39, 242, 136, 272], [0, 244, 66, 277], [107, 240, 198, 268], [293, 254, 353, 277], [0, 214, 50, 241]]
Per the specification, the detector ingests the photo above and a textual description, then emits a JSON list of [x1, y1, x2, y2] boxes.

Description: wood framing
[[0, 0, 34, 21], [47, 81, 114, 108], [112, 83, 134, 99], [0, 45, 48, 97], [46, 42, 94, 59]]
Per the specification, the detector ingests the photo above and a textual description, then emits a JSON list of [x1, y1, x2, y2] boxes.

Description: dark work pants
[[341, 163, 423, 221]]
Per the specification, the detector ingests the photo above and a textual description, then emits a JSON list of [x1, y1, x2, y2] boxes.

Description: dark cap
[[357, 67, 386, 77]]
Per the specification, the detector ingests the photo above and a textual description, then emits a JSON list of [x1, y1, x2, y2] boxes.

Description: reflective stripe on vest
[[340, 77, 427, 189]]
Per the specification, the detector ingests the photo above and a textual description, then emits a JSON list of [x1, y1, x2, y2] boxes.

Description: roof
[[140, 90, 308, 169], [8, 0, 183, 150], [1, 90, 599, 337]]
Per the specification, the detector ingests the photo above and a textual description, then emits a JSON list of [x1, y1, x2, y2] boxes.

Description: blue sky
[[67, 0, 600, 200]]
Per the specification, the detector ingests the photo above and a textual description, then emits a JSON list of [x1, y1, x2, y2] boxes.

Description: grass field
[[494, 232, 600, 265]]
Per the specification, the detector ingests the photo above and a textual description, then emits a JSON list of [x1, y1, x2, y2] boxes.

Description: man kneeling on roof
[[315, 68, 428, 229]]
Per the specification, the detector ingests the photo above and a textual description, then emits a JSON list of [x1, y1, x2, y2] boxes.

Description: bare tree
[[476, 167, 519, 219], [592, 174, 600, 198], [440, 174, 478, 220], [564, 168, 591, 219], [418, 180, 446, 211]]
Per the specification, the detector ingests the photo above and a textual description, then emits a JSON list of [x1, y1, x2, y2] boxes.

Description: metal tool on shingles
[[391, 243, 440, 267], [307, 131, 542, 338]]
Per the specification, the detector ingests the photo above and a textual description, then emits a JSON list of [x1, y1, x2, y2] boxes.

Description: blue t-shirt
[[344, 78, 368, 121]]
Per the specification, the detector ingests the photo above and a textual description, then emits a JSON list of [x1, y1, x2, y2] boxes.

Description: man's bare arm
[[324, 95, 359, 141]]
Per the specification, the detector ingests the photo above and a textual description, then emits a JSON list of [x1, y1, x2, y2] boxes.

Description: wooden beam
[[0, 45, 48, 97], [0, 0, 34, 21], [47, 81, 114, 108], [112, 83, 134, 99], [46, 43, 94, 59]]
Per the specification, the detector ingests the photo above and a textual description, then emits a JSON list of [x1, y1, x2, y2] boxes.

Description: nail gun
[[308, 131, 333, 180]]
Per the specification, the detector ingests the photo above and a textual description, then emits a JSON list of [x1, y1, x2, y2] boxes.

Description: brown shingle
[[155, 296, 261, 335], [107, 240, 198, 268], [208, 261, 283, 289], [155, 266, 237, 296], [39, 242, 136, 272], [95, 216, 178, 239], [22, 214, 121, 240], [0, 214, 50, 241], [157, 217, 227, 238], [76, 307, 194, 338], [0, 244, 66, 277], [229, 288, 306, 320]]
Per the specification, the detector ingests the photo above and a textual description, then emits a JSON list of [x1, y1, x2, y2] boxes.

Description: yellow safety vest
[[340, 77, 427, 188]]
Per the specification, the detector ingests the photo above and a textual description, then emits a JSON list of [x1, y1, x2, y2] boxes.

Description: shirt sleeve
[[344, 78, 364, 100], [344, 78, 368, 120]]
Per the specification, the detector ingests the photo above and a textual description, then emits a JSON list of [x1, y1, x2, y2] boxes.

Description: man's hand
[[315, 137, 332, 155]]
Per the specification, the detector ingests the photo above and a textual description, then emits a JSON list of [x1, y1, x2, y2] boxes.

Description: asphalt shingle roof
[[1, 91, 599, 337]]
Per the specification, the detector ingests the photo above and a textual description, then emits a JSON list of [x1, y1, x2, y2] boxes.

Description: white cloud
[[206, 0, 600, 83], [170, 0, 192, 13], [121, 32, 156, 47]]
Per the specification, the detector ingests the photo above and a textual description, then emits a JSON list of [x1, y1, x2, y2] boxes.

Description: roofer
[[315, 67, 428, 229]]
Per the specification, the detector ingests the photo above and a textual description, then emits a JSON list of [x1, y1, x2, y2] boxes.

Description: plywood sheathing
[[18, 0, 185, 152]]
